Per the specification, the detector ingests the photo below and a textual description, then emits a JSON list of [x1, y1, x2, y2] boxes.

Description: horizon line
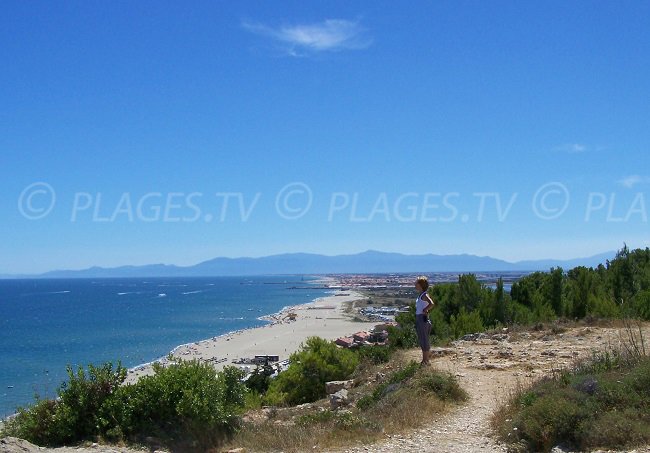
[[0, 248, 623, 278]]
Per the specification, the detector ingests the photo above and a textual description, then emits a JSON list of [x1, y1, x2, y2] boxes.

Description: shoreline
[[125, 287, 376, 383], [122, 275, 340, 374]]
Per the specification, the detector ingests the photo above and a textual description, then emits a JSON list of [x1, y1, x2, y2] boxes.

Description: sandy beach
[[125, 289, 377, 383]]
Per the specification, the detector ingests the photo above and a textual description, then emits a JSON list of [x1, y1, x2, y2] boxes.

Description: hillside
[[4, 323, 648, 453]]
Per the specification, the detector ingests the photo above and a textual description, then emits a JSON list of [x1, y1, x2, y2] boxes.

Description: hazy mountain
[[515, 252, 615, 271], [3, 249, 616, 279]]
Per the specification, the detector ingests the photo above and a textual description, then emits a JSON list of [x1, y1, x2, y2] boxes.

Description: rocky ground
[[2, 323, 649, 453], [338, 323, 650, 453], [0, 437, 153, 453]]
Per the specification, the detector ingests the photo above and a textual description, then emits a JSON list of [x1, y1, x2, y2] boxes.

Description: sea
[[0, 276, 331, 418]]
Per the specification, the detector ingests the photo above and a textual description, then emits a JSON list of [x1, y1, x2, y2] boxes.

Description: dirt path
[[340, 324, 650, 453]]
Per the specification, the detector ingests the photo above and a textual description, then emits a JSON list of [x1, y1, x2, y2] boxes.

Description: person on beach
[[415, 276, 434, 365]]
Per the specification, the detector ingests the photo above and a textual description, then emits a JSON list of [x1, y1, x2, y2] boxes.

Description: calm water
[[0, 276, 329, 417]]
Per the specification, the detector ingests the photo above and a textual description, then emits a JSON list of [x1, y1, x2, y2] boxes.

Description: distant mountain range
[[1, 250, 617, 279]]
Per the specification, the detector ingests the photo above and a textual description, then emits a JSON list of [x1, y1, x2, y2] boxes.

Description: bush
[[387, 324, 418, 348], [510, 302, 534, 325], [581, 409, 650, 448], [2, 360, 248, 449], [62, 362, 127, 440], [100, 360, 246, 442], [632, 290, 650, 320], [2, 399, 72, 447], [416, 370, 467, 401], [589, 294, 621, 318], [264, 337, 358, 406], [450, 307, 484, 338], [388, 304, 419, 348], [245, 363, 274, 394], [515, 391, 587, 450], [493, 353, 650, 451], [2, 362, 127, 446], [242, 389, 264, 412], [356, 345, 394, 364], [356, 361, 419, 410], [428, 308, 452, 342]]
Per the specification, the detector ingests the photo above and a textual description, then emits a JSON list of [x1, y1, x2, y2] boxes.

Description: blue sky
[[1, 1, 649, 274]]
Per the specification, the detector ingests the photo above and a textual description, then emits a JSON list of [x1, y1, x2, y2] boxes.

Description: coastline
[[125, 288, 376, 383], [1, 279, 374, 425]]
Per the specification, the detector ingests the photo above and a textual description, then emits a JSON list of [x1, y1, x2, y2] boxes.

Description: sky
[[1, 1, 649, 274]]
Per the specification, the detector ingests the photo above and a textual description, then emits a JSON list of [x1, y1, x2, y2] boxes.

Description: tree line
[[391, 246, 650, 344]]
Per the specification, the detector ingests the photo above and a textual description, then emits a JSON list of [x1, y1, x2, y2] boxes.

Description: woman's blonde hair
[[416, 276, 429, 291]]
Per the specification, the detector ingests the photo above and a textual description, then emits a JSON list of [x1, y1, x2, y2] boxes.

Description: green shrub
[[387, 324, 418, 348], [428, 308, 451, 342], [510, 302, 534, 325], [62, 362, 127, 439], [632, 290, 650, 320], [450, 307, 484, 338], [2, 360, 247, 449], [388, 304, 419, 348], [581, 409, 650, 449], [2, 399, 72, 447], [2, 362, 127, 446], [245, 363, 274, 394], [99, 361, 246, 441], [295, 409, 337, 425], [515, 392, 587, 450], [623, 357, 650, 395], [589, 294, 621, 318], [243, 390, 264, 411], [264, 337, 358, 406], [495, 356, 650, 451], [531, 299, 556, 323], [356, 345, 394, 364], [357, 361, 419, 410], [416, 370, 467, 401]]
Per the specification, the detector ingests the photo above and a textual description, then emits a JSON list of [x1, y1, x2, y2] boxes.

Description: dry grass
[[222, 353, 466, 452], [224, 387, 456, 452], [618, 318, 647, 358]]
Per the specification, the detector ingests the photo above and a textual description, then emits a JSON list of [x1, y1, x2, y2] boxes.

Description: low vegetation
[[1, 359, 248, 451], [226, 353, 467, 452], [492, 321, 649, 452], [262, 336, 359, 406]]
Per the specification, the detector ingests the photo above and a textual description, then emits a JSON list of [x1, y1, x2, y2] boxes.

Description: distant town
[[323, 271, 528, 290]]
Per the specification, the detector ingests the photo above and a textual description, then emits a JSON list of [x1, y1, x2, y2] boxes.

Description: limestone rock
[[0, 437, 41, 452], [325, 379, 354, 394], [329, 388, 349, 409]]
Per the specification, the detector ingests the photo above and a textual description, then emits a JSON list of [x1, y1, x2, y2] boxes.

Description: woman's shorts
[[415, 314, 432, 352]]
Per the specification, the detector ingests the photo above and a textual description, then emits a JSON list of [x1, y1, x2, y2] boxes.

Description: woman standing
[[415, 276, 434, 365]]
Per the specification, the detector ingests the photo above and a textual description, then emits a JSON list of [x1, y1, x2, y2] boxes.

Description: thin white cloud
[[618, 174, 650, 189], [242, 19, 371, 56], [555, 143, 588, 153]]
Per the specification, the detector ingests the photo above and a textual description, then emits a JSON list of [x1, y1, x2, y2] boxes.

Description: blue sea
[[0, 276, 330, 417]]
